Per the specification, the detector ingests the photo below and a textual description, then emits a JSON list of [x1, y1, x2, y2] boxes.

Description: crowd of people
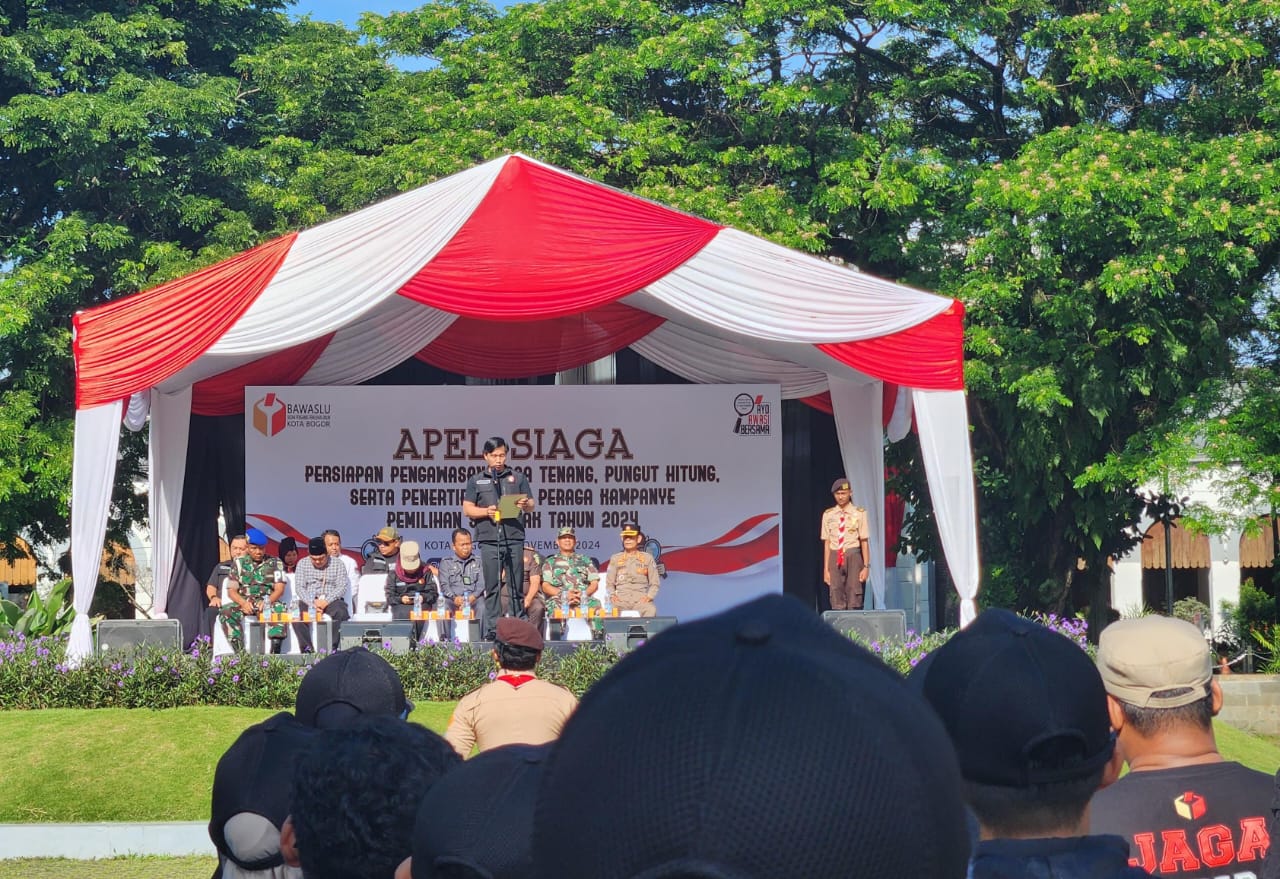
[[206, 590, 1280, 879]]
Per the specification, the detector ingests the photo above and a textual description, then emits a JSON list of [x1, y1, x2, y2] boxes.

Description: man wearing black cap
[[605, 521, 661, 616], [911, 609, 1145, 879], [209, 648, 413, 879], [819, 478, 869, 610], [462, 437, 535, 639], [223, 527, 288, 652], [531, 594, 971, 878], [444, 617, 577, 758], [397, 743, 549, 879], [292, 536, 352, 653]]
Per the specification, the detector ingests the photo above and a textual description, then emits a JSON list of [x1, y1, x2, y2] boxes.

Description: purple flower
[[261, 660, 269, 668], [116, 680, 124, 688], [441, 660, 450, 668], [296, 668, 306, 677], [232, 675, 240, 683], [488, 671, 497, 680], [30, 659, 37, 667], [207, 677, 215, 685]]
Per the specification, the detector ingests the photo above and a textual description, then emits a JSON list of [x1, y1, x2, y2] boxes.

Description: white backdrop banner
[[245, 385, 783, 622]]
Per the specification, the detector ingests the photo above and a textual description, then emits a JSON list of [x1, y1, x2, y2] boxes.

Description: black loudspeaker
[[339, 621, 414, 653], [822, 610, 907, 643], [601, 616, 679, 653], [96, 619, 182, 655]]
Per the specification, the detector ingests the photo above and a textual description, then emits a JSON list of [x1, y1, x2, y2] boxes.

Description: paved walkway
[[0, 822, 213, 859]]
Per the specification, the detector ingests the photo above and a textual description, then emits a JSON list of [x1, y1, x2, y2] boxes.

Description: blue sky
[[291, 0, 421, 27]]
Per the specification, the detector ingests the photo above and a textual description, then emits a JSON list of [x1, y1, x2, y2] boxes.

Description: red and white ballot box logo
[[252, 393, 287, 438], [1173, 791, 1207, 821]]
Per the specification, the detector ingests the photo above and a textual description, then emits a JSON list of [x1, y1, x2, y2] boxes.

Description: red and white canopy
[[69, 154, 979, 660]]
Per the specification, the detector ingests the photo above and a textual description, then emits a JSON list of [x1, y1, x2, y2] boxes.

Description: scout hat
[[245, 527, 268, 547], [376, 526, 400, 541], [909, 608, 1113, 788], [619, 521, 640, 537], [532, 594, 970, 879], [1096, 615, 1212, 709], [831, 478, 851, 493], [557, 526, 576, 538], [496, 617, 544, 652], [295, 647, 410, 729]]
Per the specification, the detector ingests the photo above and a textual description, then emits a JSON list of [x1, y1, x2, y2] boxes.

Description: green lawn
[[0, 703, 455, 823], [0, 708, 1275, 826], [0, 857, 217, 879]]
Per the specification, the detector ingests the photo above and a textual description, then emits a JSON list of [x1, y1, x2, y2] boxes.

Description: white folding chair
[[351, 574, 392, 622], [212, 577, 235, 656]]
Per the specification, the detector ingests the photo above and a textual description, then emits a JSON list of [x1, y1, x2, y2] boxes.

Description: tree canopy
[[3, 0, 1279, 613]]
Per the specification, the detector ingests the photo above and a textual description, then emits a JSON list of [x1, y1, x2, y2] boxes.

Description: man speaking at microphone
[[462, 436, 536, 641]]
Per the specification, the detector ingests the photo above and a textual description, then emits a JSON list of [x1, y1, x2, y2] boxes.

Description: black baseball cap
[[410, 744, 548, 878], [295, 647, 410, 729], [909, 608, 1113, 787], [209, 712, 318, 871], [532, 594, 971, 878]]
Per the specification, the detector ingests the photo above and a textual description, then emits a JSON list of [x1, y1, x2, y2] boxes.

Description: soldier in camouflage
[[219, 528, 288, 652], [540, 527, 602, 619]]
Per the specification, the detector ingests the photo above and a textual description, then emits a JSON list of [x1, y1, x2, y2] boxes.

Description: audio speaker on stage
[[822, 610, 907, 643], [339, 621, 414, 653], [96, 619, 181, 655], [601, 616, 679, 653]]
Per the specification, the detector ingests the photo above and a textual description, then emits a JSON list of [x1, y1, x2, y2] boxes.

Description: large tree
[[359, 0, 1280, 614]]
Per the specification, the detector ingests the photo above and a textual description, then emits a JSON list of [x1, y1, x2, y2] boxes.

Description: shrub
[[0, 633, 621, 710]]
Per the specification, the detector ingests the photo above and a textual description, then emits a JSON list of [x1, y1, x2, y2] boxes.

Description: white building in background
[[1111, 477, 1276, 633]]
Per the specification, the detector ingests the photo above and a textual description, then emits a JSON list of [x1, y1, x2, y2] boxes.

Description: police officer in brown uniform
[[606, 521, 661, 617], [444, 617, 577, 758], [820, 478, 870, 610]]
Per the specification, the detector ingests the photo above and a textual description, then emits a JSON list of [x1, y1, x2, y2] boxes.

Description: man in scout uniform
[[606, 521, 661, 617], [820, 478, 870, 610], [221, 527, 288, 652], [540, 527, 601, 620]]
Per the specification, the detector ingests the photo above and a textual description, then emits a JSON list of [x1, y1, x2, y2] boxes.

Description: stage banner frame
[[244, 384, 782, 622]]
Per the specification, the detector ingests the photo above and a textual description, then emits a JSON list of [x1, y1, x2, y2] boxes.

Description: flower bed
[[0, 612, 1092, 710], [0, 634, 620, 710]]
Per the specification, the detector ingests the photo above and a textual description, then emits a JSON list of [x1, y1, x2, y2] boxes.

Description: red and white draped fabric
[[70, 153, 977, 661]]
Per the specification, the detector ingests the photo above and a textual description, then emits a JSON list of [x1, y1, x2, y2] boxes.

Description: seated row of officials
[[205, 521, 661, 654]]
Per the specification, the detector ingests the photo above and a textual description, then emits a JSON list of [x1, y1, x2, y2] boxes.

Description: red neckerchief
[[497, 673, 537, 688]]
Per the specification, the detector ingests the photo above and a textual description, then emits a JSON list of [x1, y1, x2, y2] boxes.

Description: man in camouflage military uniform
[[220, 528, 288, 652], [540, 527, 601, 621], [605, 521, 661, 617]]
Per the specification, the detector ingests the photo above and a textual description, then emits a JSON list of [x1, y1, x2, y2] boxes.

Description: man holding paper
[[462, 436, 536, 640]]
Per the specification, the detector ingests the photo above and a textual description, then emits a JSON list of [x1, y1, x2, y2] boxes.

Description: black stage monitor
[[821, 609, 907, 644], [96, 619, 182, 655], [601, 616, 679, 653]]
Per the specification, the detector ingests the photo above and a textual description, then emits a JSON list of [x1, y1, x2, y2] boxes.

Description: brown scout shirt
[[819, 504, 867, 557], [444, 673, 578, 758]]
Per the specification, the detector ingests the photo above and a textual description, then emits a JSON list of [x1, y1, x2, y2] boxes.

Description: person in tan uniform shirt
[[444, 617, 577, 758], [820, 477, 870, 610], [606, 520, 661, 616]]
